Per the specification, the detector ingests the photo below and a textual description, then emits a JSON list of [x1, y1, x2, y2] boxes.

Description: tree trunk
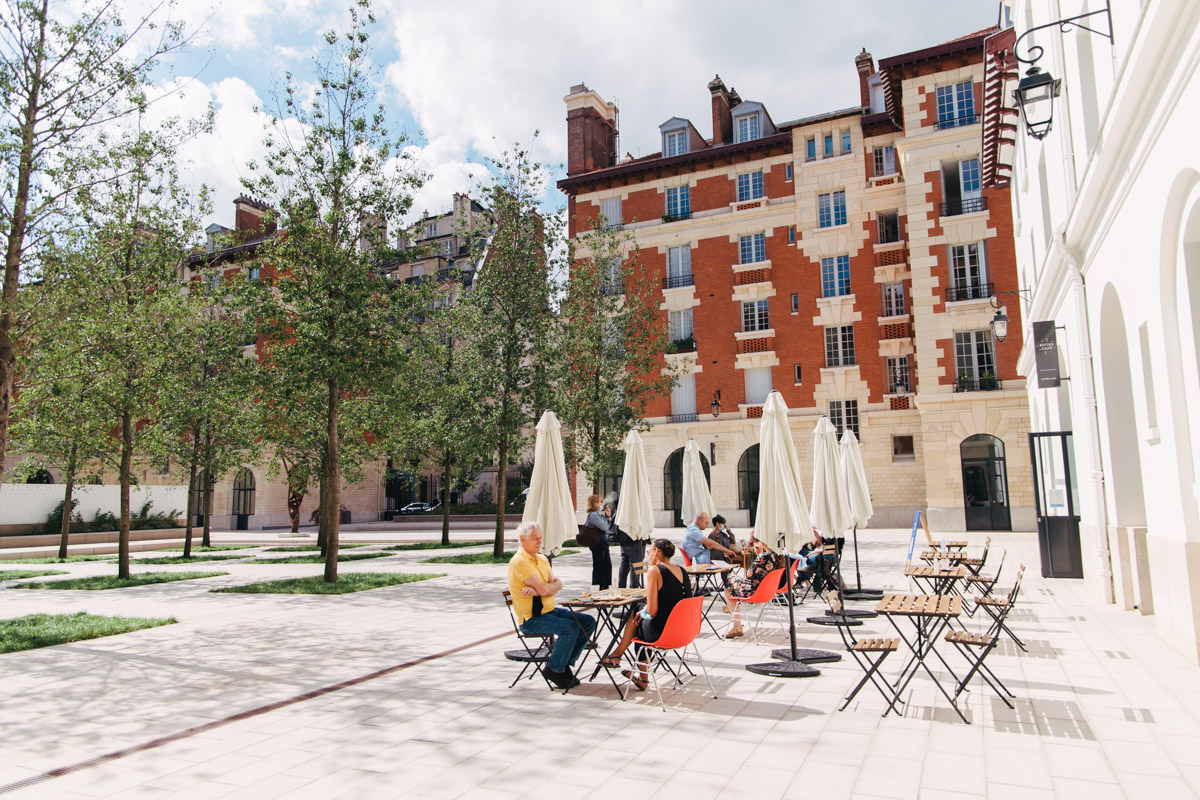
[[118, 410, 133, 579], [202, 466, 214, 549], [323, 378, 341, 582], [317, 456, 329, 555], [287, 485, 304, 533], [592, 414, 602, 495], [183, 451, 198, 559], [440, 454, 451, 546], [57, 445, 77, 560], [0, 0, 47, 488], [494, 431, 508, 559]]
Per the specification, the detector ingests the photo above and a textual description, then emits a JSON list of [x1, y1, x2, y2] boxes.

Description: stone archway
[[1099, 285, 1148, 528]]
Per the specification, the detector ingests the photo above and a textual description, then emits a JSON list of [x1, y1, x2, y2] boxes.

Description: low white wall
[[0, 484, 188, 525]]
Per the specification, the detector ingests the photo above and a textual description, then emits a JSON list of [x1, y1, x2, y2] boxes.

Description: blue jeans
[[521, 607, 597, 673]]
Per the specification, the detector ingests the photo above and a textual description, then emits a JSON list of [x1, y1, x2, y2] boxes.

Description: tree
[[240, 0, 423, 581], [463, 141, 556, 559], [559, 219, 677, 494], [0, 0, 191, 485]]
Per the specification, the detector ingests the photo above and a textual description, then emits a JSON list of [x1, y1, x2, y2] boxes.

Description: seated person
[[722, 537, 779, 638], [798, 529, 841, 592], [707, 515, 743, 563], [680, 511, 738, 566], [507, 521, 597, 690], [599, 538, 692, 690]]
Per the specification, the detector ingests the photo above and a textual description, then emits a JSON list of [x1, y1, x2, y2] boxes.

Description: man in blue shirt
[[681, 511, 738, 565]]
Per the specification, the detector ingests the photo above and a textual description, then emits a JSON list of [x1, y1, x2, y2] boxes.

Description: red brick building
[[559, 27, 1033, 531]]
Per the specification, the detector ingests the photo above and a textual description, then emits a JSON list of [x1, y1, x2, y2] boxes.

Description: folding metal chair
[[958, 536, 992, 577], [963, 550, 1006, 612], [829, 592, 902, 716], [945, 565, 1025, 706], [502, 590, 555, 690], [972, 563, 1028, 651], [630, 596, 718, 710]]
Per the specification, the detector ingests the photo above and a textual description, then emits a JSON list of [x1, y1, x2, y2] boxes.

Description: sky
[[130, 0, 1001, 229]]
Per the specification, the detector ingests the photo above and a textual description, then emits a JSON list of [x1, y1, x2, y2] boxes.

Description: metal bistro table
[[876, 593, 970, 723], [684, 564, 733, 638], [561, 587, 647, 698], [904, 564, 969, 597]]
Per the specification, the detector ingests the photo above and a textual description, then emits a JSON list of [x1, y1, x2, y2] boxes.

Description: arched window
[[960, 434, 1010, 531], [25, 469, 54, 484], [232, 469, 256, 516], [663, 447, 710, 511], [738, 445, 760, 511]]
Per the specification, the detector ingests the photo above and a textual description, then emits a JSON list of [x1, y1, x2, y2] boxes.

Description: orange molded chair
[[733, 566, 788, 644], [630, 595, 718, 709], [680, 548, 693, 567]]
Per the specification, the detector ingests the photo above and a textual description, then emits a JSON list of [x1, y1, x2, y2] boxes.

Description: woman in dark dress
[[584, 494, 613, 590], [599, 538, 692, 690]]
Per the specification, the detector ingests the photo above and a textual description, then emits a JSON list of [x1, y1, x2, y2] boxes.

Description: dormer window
[[735, 112, 760, 143], [664, 130, 687, 157], [426, 221, 437, 238]]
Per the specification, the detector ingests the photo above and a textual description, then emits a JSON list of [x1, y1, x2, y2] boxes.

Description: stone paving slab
[[1, 529, 1199, 798]]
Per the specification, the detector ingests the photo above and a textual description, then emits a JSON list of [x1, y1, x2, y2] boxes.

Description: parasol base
[[806, 613, 865, 627], [835, 608, 878, 619], [770, 647, 841, 664], [745, 659, 821, 678], [844, 589, 885, 601]]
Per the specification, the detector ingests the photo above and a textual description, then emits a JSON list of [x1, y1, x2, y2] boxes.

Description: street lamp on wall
[[1012, 2, 1112, 140], [711, 389, 721, 418], [989, 290, 1031, 343]]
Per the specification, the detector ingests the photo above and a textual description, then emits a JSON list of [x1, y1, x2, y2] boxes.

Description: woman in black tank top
[[599, 538, 691, 690]]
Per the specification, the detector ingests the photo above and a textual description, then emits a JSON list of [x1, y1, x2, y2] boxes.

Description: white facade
[[1003, 0, 1200, 663]]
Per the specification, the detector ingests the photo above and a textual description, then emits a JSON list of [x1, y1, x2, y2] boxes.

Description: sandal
[[621, 669, 648, 691], [725, 627, 744, 639], [599, 654, 622, 669]]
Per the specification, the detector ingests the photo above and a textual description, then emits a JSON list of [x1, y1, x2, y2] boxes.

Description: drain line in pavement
[[0, 630, 511, 795]]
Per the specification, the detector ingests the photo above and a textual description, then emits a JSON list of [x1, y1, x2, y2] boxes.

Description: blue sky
[[138, 0, 1002, 229]]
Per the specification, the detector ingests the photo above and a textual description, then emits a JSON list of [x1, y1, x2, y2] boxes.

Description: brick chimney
[[233, 195, 276, 238], [564, 83, 618, 176], [709, 75, 733, 145], [855, 49, 875, 112]]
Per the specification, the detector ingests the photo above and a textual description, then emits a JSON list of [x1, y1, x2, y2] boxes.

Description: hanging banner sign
[[1034, 321, 1061, 389]]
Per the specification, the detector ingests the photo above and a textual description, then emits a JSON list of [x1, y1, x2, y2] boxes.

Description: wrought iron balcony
[[936, 114, 979, 130], [940, 196, 988, 217], [666, 413, 698, 424], [955, 376, 1001, 393], [662, 273, 694, 290], [945, 282, 994, 302], [662, 211, 692, 223]]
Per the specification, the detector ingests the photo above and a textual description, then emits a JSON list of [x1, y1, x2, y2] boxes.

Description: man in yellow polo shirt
[[508, 521, 597, 689]]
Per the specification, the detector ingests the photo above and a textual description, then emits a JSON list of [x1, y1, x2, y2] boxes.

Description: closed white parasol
[[681, 438, 716, 525], [521, 410, 576, 557], [810, 416, 852, 540], [614, 429, 654, 541], [753, 392, 814, 555]]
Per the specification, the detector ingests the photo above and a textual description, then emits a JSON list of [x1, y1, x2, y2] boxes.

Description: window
[[818, 190, 847, 228], [411, 264, 425, 277], [935, 80, 976, 128], [806, 137, 816, 160], [668, 308, 694, 343], [665, 185, 690, 219], [791, 293, 799, 313], [892, 435, 915, 462], [824, 134, 833, 157], [949, 243, 988, 299], [955, 330, 997, 386], [878, 211, 900, 243], [671, 373, 696, 417], [735, 113, 760, 143], [794, 364, 802, 384], [600, 256, 622, 296], [960, 158, 981, 197], [841, 130, 852, 154], [829, 400, 859, 437], [247, 266, 260, 281], [873, 145, 896, 176], [664, 130, 687, 157], [785, 163, 793, 181], [744, 366, 773, 404], [787, 226, 795, 244], [207, 271, 220, 291], [820, 255, 851, 298], [736, 171, 764, 202], [887, 356, 911, 394], [666, 245, 691, 287], [742, 299, 770, 332], [599, 196, 622, 230], [439, 239, 452, 257], [883, 282, 905, 316], [426, 221, 437, 237], [825, 325, 855, 367], [738, 233, 766, 264], [940, 158, 984, 215]]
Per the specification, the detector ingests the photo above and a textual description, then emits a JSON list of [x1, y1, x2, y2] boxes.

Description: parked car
[[399, 503, 432, 515]]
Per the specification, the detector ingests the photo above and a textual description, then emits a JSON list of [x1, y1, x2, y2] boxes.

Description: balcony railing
[[662, 273, 694, 290], [936, 114, 979, 130], [955, 376, 1001, 393], [662, 211, 692, 223], [666, 413, 698, 424], [940, 196, 988, 217], [945, 282, 993, 303], [666, 335, 695, 354]]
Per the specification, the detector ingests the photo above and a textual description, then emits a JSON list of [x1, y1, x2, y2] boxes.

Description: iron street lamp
[[710, 389, 721, 418], [1012, 2, 1112, 140], [989, 289, 1031, 343]]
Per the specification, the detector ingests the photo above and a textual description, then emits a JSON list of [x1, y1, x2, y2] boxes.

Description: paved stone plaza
[[2, 528, 1199, 799]]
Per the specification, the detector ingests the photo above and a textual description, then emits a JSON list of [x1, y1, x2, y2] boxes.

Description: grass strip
[[422, 549, 579, 565], [7, 571, 227, 590], [0, 555, 114, 564], [131, 555, 248, 565], [0, 612, 175, 654], [0, 569, 68, 581], [382, 540, 490, 551], [160, 545, 258, 553], [262, 544, 367, 552], [255, 552, 390, 565], [212, 572, 445, 595]]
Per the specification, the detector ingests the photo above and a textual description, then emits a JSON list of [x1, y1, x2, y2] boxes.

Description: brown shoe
[[725, 627, 744, 639]]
